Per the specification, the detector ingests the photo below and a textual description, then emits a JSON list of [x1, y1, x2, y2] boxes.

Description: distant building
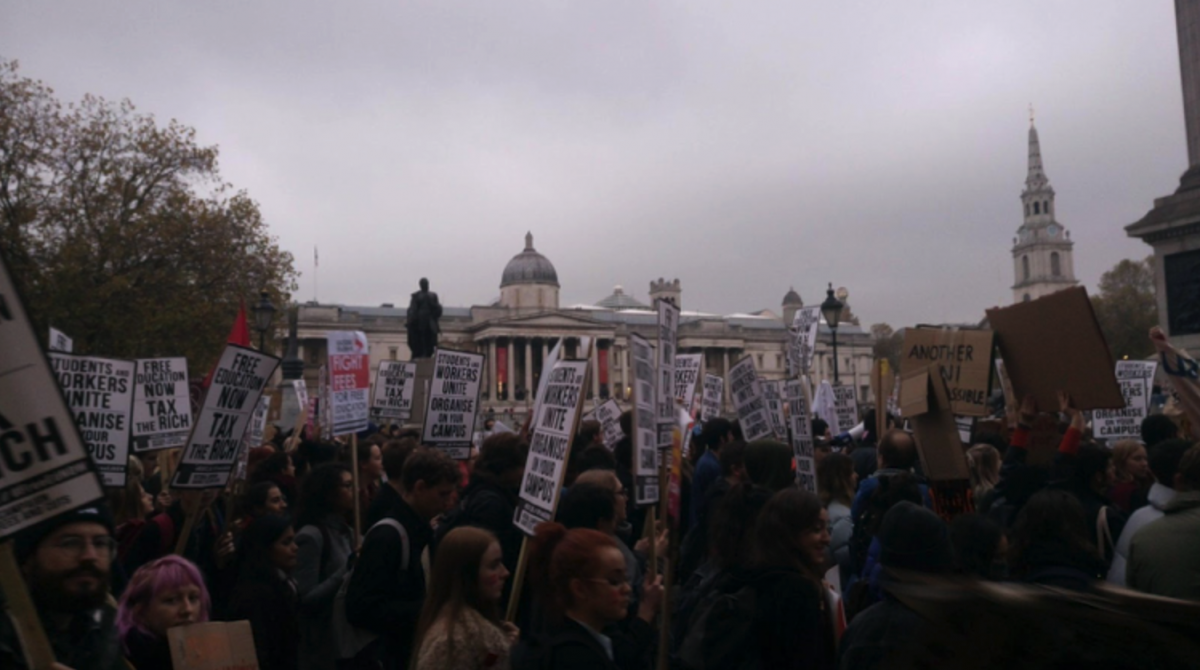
[[293, 233, 875, 414], [1012, 115, 1078, 303]]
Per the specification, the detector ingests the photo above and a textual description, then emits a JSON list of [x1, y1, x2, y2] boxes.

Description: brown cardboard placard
[[168, 620, 259, 670], [899, 369, 970, 482], [985, 287, 1123, 412], [901, 327, 995, 417]]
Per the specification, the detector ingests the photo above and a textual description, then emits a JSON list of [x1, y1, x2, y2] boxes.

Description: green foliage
[[1091, 256, 1158, 361], [1, 59, 296, 373], [870, 322, 903, 371]]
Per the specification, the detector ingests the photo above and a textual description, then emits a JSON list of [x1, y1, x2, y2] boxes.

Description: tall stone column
[[524, 339, 533, 397], [1179, 0, 1200, 173], [722, 349, 731, 410], [507, 339, 515, 400], [591, 340, 601, 400], [488, 339, 497, 401], [621, 343, 630, 401]]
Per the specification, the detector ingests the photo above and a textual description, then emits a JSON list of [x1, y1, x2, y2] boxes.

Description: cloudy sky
[[1, 1, 1185, 327]]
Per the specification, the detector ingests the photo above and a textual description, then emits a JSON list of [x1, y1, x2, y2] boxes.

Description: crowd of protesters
[[6, 349, 1200, 669]]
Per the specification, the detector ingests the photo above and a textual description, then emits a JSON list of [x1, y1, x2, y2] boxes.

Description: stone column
[[507, 339, 515, 400], [606, 339, 615, 398], [1179, 0, 1200, 171], [591, 340, 601, 399], [488, 339, 497, 400], [621, 342, 630, 400], [722, 348, 731, 409], [524, 339, 533, 396]]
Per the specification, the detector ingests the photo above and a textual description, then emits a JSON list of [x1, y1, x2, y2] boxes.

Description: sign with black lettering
[[327, 331, 370, 436], [901, 327, 995, 417], [657, 300, 680, 451], [762, 380, 787, 441], [0, 255, 103, 538], [233, 395, 270, 483], [630, 333, 658, 505], [833, 383, 859, 434], [372, 360, 416, 421], [729, 356, 773, 442], [674, 353, 702, 408], [586, 399, 623, 449], [171, 345, 280, 489], [787, 378, 816, 493], [514, 359, 589, 535], [789, 306, 821, 376], [292, 380, 308, 417], [131, 357, 192, 454], [49, 353, 135, 487], [701, 373, 723, 421], [421, 348, 484, 460], [48, 327, 73, 353], [1093, 361, 1158, 441]]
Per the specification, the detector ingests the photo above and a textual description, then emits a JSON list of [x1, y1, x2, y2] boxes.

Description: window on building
[[1044, 200, 1050, 214], [1051, 252, 1061, 277], [308, 348, 319, 365], [1022, 255, 1030, 281], [1033, 202, 1040, 215], [757, 353, 764, 368], [389, 347, 398, 360], [1025, 203, 1030, 217], [1023, 293, 1031, 302], [775, 354, 782, 369]]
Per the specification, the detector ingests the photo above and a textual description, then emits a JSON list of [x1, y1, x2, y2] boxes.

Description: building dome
[[500, 232, 559, 288], [782, 286, 803, 306]]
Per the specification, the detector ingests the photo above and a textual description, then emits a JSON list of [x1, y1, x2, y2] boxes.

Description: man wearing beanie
[[0, 506, 126, 670], [837, 501, 952, 670]]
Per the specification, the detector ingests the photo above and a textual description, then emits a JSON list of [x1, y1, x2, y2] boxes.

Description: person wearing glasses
[[3, 506, 126, 670]]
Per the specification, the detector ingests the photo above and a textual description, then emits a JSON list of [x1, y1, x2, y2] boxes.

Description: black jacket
[[544, 618, 621, 670], [123, 628, 173, 670], [365, 482, 402, 528], [345, 495, 431, 669], [837, 596, 925, 670], [735, 568, 835, 670], [225, 573, 299, 670]]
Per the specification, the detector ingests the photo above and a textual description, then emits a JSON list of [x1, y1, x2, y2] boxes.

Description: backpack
[[677, 574, 772, 670], [332, 517, 409, 661]]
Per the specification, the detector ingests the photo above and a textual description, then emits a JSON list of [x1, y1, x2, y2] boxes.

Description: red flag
[[202, 300, 252, 388]]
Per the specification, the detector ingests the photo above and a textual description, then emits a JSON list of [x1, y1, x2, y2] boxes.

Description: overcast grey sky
[[1, 1, 1185, 327]]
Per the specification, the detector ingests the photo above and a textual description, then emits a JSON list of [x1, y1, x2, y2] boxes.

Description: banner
[[787, 377, 816, 492], [729, 356, 773, 442], [674, 353, 702, 408], [901, 327, 995, 417], [421, 348, 484, 460], [762, 379, 787, 440], [630, 333, 658, 505], [49, 353, 136, 487], [0, 255, 103, 538], [172, 345, 280, 489], [1093, 360, 1158, 441], [657, 300, 680, 451], [701, 373, 723, 421], [48, 326, 73, 353], [372, 360, 417, 421], [513, 359, 589, 535], [587, 398, 624, 449], [327, 331, 370, 436], [789, 306, 821, 376], [814, 380, 840, 433], [131, 357, 192, 454], [833, 383, 859, 434]]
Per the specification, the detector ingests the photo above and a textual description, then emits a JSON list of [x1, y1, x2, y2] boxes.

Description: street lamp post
[[252, 290, 276, 352], [820, 283, 844, 384]]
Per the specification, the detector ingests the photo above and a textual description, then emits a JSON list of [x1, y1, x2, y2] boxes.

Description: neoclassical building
[[1012, 116, 1078, 303], [292, 233, 875, 414]]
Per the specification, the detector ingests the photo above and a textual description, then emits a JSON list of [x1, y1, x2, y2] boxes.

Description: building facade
[[1012, 117, 1078, 303]]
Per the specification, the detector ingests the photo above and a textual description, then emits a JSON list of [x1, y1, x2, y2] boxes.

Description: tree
[[1, 60, 296, 374], [1091, 256, 1158, 361], [870, 322, 903, 371]]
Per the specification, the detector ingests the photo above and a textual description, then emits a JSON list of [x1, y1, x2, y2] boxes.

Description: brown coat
[[414, 607, 511, 670]]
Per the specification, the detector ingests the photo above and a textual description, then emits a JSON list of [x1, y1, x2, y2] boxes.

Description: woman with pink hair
[[117, 555, 211, 669]]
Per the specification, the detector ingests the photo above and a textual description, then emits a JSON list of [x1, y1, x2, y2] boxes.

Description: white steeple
[[1012, 113, 1078, 303]]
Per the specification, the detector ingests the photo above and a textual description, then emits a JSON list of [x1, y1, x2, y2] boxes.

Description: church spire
[[1026, 119, 1050, 192]]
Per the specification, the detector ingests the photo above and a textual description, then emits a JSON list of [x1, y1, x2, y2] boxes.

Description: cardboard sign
[[48, 326, 73, 353], [291, 379, 309, 417], [172, 345, 280, 489], [762, 379, 787, 440], [514, 359, 590, 534], [630, 333, 659, 505], [421, 348, 484, 460], [327, 331, 370, 436], [372, 360, 416, 421], [701, 373, 723, 421], [131, 357, 192, 454], [955, 416, 974, 445], [674, 353, 702, 408], [833, 383, 859, 435], [49, 353, 136, 487], [787, 377, 816, 492], [0, 255, 103, 539], [587, 399, 624, 449], [168, 621, 259, 670], [789, 306, 821, 376], [986, 287, 1123, 411], [901, 327, 994, 417], [1093, 360, 1158, 441], [729, 356, 773, 442], [900, 369, 970, 482], [656, 300, 680, 451]]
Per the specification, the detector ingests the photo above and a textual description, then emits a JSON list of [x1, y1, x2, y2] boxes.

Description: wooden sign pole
[[0, 542, 55, 669], [350, 433, 362, 547]]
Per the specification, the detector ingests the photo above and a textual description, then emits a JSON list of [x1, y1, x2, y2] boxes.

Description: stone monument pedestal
[[407, 358, 437, 429]]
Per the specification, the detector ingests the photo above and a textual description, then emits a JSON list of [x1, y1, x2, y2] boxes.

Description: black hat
[[14, 505, 116, 565], [878, 501, 953, 574]]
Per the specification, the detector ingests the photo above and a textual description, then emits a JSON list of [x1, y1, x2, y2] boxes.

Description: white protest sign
[[833, 383, 858, 435], [372, 360, 417, 421], [630, 333, 659, 505], [513, 359, 589, 535], [657, 300, 680, 450], [955, 416, 974, 445], [587, 399, 624, 449], [327, 331, 370, 436], [292, 379, 309, 416], [0, 256, 103, 538], [48, 326, 73, 353], [789, 306, 821, 376], [701, 373, 724, 421], [49, 354, 136, 487], [234, 395, 270, 483], [762, 379, 787, 441], [1093, 360, 1158, 441], [787, 377, 816, 493], [674, 353, 702, 408], [172, 345, 280, 489], [421, 348, 484, 460], [814, 380, 840, 434], [729, 356, 773, 442], [131, 357, 192, 453]]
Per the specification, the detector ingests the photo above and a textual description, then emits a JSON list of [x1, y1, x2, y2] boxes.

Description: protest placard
[[327, 331, 370, 436], [789, 306, 821, 376], [762, 379, 787, 440], [986, 287, 1123, 411], [657, 299, 680, 450], [168, 620, 259, 670], [814, 380, 839, 433], [172, 345, 280, 489], [233, 395, 269, 483], [787, 378, 816, 493], [900, 369, 970, 482], [955, 416, 974, 445], [728, 356, 773, 442], [1093, 360, 1158, 441], [49, 353, 136, 487], [48, 326, 73, 353], [0, 255, 104, 538], [421, 348, 484, 460], [131, 357, 192, 454], [701, 373, 723, 421], [833, 383, 859, 435], [587, 398, 623, 449], [901, 327, 995, 417], [674, 353, 701, 408], [630, 333, 659, 505], [513, 359, 590, 534], [292, 379, 309, 417], [372, 360, 416, 421], [317, 365, 331, 439]]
